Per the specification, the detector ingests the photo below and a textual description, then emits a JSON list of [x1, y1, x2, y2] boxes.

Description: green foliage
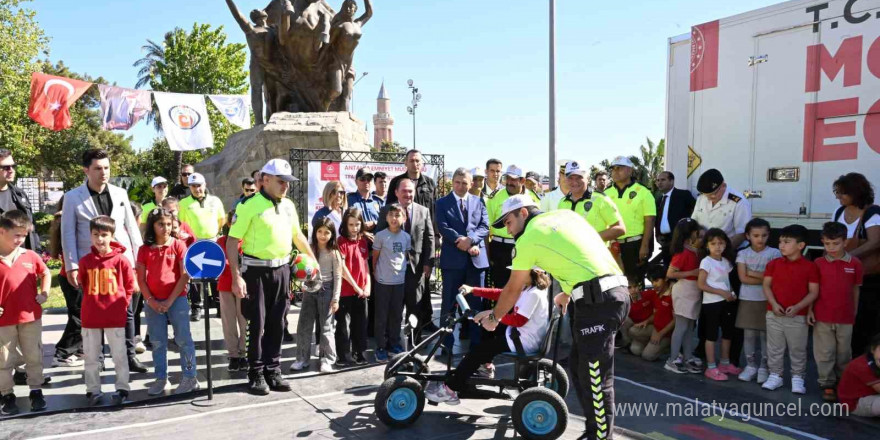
[[32, 210, 52, 239], [0, 0, 48, 176], [377, 140, 406, 153], [134, 23, 248, 176]]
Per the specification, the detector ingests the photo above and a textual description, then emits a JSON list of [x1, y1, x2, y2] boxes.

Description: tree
[[134, 23, 248, 176], [377, 140, 406, 153], [592, 138, 666, 194], [0, 0, 48, 176]]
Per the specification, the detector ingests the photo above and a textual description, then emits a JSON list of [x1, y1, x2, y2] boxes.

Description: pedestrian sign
[[184, 240, 227, 280]]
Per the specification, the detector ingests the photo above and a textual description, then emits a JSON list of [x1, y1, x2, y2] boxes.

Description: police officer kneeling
[[475, 195, 630, 440], [228, 159, 316, 395]]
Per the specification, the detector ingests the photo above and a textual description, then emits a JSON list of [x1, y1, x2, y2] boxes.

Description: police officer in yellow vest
[[486, 165, 540, 287], [558, 161, 626, 242], [475, 195, 630, 440], [608, 156, 656, 281], [228, 159, 316, 396]]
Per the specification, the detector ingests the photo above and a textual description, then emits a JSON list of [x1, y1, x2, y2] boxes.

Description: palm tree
[[133, 32, 181, 174]]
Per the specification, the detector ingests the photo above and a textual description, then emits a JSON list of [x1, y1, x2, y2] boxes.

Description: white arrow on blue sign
[[184, 240, 227, 280]]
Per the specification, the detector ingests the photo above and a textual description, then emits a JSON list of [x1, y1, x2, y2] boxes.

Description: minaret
[[373, 81, 394, 150]]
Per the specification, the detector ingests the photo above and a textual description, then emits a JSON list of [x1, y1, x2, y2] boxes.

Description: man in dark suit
[[377, 179, 435, 342], [652, 171, 696, 268], [436, 168, 489, 352]]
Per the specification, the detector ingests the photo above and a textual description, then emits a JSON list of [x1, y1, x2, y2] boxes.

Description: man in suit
[[653, 171, 696, 268], [377, 179, 435, 342], [436, 168, 489, 352], [61, 148, 146, 373]]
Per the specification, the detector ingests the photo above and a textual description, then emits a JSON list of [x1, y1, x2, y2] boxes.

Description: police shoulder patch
[[511, 247, 517, 260], [584, 201, 593, 211], [629, 191, 637, 200], [728, 193, 742, 203]]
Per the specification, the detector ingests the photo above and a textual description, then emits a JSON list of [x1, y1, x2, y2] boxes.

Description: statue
[[224, 0, 373, 118]]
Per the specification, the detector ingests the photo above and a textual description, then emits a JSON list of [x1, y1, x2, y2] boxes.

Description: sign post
[[183, 240, 227, 401]]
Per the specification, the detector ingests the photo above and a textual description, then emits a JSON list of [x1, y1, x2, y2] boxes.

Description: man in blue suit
[[436, 167, 490, 353]]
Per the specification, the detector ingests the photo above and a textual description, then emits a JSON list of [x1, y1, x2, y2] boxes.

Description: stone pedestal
[[196, 112, 370, 207]]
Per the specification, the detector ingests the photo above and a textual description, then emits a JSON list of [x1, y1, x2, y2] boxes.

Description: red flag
[[690, 20, 720, 92], [27, 72, 93, 131]]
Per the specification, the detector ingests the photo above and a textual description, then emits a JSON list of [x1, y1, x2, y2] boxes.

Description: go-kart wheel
[[536, 359, 569, 398], [384, 353, 430, 379], [512, 388, 569, 440], [374, 376, 425, 427]]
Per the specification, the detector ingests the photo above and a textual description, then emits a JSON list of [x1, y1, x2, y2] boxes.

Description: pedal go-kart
[[374, 291, 570, 440]]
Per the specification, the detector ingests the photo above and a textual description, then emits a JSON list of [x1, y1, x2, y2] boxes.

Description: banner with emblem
[[306, 161, 439, 234], [154, 92, 214, 151], [98, 85, 152, 130], [208, 94, 251, 129]]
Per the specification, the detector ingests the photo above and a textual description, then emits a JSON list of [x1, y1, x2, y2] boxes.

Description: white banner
[[306, 161, 439, 234], [154, 92, 213, 151], [208, 94, 251, 129]]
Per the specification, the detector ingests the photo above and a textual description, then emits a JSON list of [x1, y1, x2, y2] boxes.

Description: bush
[[33, 211, 53, 241]]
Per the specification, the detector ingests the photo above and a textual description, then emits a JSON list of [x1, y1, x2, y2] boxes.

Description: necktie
[[659, 195, 668, 232], [460, 198, 467, 221]]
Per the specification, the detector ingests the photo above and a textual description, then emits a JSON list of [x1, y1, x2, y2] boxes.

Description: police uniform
[[347, 191, 384, 224], [608, 180, 656, 280], [486, 187, 540, 288], [229, 174, 302, 382], [508, 208, 629, 440], [178, 175, 226, 316], [558, 191, 623, 240]]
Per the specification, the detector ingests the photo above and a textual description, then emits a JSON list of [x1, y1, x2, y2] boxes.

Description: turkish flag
[[690, 20, 720, 92], [27, 72, 93, 131]]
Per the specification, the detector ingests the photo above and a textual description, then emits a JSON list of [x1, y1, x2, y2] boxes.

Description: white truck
[[666, 0, 880, 244]]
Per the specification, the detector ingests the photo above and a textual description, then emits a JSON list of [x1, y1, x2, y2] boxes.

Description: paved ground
[[1, 294, 879, 439]]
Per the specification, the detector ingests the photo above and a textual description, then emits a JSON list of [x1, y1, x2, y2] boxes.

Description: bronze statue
[[225, 0, 372, 117]]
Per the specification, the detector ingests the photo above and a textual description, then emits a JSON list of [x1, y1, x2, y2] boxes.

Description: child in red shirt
[[620, 277, 655, 354], [837, 334, 880, 417], [335, 208, 370, 366], [0, 211, 51, 415], [642, 265, 674, 362], [217, 210, 247, 372], [666, 218, 704, 374], [77, 216, 136, 406], [809, 222, 863, 402], [762, 225, 819, 394]]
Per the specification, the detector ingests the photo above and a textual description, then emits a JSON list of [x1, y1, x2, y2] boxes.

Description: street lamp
[[351, 71, 369, 114], [407, 79, 422, 149], [549, 0, 557, 180]]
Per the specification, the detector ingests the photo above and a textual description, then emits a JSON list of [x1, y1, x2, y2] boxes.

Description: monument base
[[196, 111, 370, 207]]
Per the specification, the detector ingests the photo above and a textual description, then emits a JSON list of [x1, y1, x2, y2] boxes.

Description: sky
[[31, 0, 781, 178]]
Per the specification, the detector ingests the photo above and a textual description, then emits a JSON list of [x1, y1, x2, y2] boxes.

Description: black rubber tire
[[536, 358, 570, 398], [512, 387, 569, 440], [374, 376, 426, 428], [384, 353, 430, 379]]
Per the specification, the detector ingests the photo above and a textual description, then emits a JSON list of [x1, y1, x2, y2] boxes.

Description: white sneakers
[[320, 360, 334, 373], [174, 377, 201, 394], [762, 374, 784, 391], [756, 368, 770, 384], [290, 360, 309, 372], [761, 373, 805, 394], [52, 356, 84, 368], [148, 379, 168, 396], [738, 366, 757, 382], [425, 382, 459, 405], [791, 375, 806, 394]]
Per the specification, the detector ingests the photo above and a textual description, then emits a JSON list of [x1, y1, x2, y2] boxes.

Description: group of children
[[621, 216, 866, 403]]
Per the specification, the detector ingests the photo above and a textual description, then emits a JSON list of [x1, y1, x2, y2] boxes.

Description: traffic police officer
[[486, 165, 540, 287], [347, 167, 384, 231], [608, 156, 656, 280], [228, 159, 315, 396], [558, 161, 626, 243], [179, 172, 226, 321], [691, 168, 752, 366], [476, 195, 629, 440]]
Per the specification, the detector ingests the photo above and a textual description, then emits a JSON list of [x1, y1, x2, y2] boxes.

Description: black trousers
[[125, 293, 139, 359], [53, 276, 83, 360], [404, 267, 427, 340], [489, 240, 514, 288], [335, 295, 368, 356], [242, 265, 290, 374], [447, 324, 510, 392], [852, 275, 880, 356], [569, 286, 630, 440], [651, 233, 673, 269], [619, 238, 651, 282], [132, 294, 145, 337], [189, 281, 217, 311]]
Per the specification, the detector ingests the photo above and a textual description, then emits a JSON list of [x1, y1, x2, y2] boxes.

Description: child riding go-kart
[[374, 268, 570, 440]]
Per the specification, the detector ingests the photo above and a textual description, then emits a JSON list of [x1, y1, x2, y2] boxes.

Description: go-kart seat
[[499, 308, 562, 360]]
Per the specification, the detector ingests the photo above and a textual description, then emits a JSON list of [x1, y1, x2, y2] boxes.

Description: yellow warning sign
[[687, 146, 702, 177]]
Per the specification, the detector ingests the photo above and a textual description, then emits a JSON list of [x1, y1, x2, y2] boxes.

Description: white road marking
[[614, 376, 828, 440], [27, 388, 375, 440]]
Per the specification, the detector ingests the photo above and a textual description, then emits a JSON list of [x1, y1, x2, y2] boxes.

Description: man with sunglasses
[[232, 177, 258, 211], [0, 150, 39, 251], [169, 164, 195, 201]]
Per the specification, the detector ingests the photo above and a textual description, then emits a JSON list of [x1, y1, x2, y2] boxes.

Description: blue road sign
[[184, 240, 227, 280]]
